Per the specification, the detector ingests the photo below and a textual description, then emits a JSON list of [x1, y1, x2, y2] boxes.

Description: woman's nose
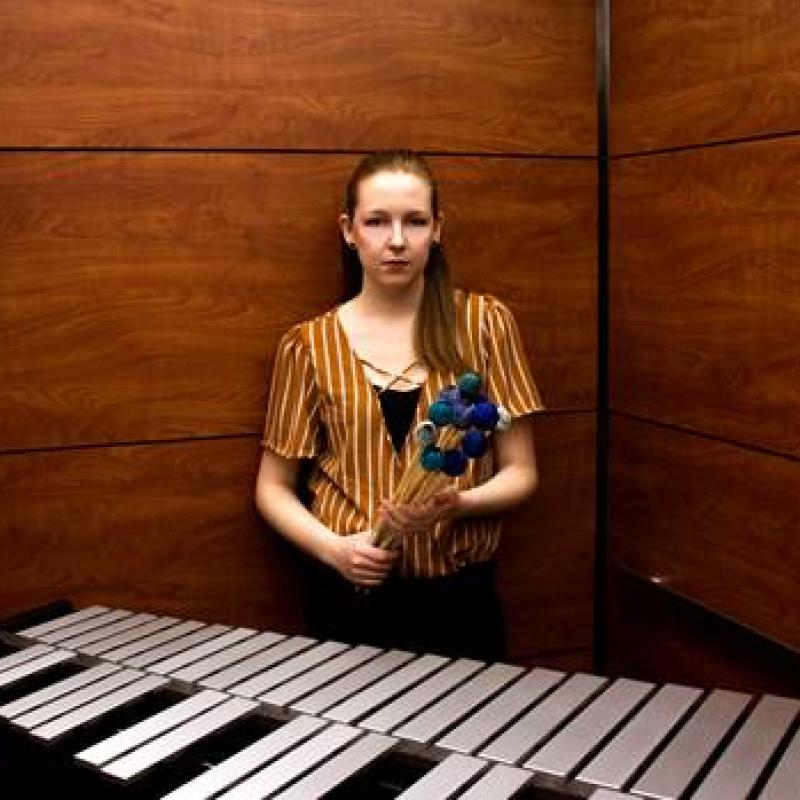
[[389, 221, 406, 248]]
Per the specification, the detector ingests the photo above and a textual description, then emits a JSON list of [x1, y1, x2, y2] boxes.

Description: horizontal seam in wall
[[0, 410, 600, 456], [0, 432, 260, 457], [611, 409, 800, 464], [0, 146, 597, 160], [612, 128, 800, 159]]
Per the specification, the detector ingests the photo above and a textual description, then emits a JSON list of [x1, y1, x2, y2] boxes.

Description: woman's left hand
[[379, 488, 461, 536]]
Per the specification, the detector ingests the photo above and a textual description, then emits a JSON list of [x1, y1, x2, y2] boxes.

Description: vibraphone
[[1, 604, 798, 799]]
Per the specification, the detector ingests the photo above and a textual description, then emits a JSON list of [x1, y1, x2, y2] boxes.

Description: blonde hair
[[341, 150, 465, 374]]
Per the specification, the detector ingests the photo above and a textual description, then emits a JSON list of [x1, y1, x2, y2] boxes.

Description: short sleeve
[[261, 325, 323, 458], [483, 295, 544, 417]]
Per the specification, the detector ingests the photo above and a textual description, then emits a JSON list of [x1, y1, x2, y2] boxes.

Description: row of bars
[[1, 604, 798, 799]]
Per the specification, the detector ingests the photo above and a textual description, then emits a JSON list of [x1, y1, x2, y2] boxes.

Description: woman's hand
[[329, 531, 400, 587], [379, 487, 461, 537]]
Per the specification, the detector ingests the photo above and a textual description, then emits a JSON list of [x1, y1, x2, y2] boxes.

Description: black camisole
[[375, 386, 422, 453]]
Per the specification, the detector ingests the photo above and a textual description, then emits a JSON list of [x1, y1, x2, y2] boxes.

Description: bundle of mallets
[[371, 370, 511, 548]]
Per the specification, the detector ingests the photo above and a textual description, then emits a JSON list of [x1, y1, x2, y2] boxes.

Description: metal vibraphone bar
[[1, 604, 799, 799]]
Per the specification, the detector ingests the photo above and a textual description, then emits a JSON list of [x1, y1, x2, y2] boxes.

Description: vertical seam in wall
[[594, 0, 611, 673]]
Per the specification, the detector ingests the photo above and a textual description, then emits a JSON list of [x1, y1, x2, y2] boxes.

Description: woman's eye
[[364, 218, 385, 226], [410, 218, 429, 226]]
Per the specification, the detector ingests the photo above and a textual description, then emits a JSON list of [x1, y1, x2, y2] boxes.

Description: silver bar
[[393, 663, 524, 744], [13, 668, 146, 729], [200, 636, 316, 691], [160, 715, 329, 800], [147, 628, 256, 675], [480, 672, 607, 765], [81, 616, 183, 656], [32, 674, 169, 741], [691, 694, 800, 799], [360, 658, 484, 734], [38, 609, 133, 644], [759, 723, 800, 800], [228, 640, 349, 698], [55, 612, 157, 651], [101, 620, 203, 662], [122, 624, 232, 669], [76, 689, 229, 767], [16, 605, 110, 639], [324, 654, 448, 724], [578, 683, 702, 790], [260, 644, 381, 707], [292, 649, 415, 716], [590, 792, 639, 800], [631, 688, 751, 800], [0, 663, 121, 719], [271, 732, 397, 800], [0, 649, 76, 688], [170, 631, 285, 683], [102, 697, 257, 782], [525, 678, 654, 777], [0, 643, 55, 672], [436, 667, 564, 755], [395, 753, 487, 799], [458, 763, 533, 799], [214, 724, 363, 800]]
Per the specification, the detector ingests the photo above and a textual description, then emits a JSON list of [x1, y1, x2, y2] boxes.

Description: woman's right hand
[[329, 531, 399, 587]]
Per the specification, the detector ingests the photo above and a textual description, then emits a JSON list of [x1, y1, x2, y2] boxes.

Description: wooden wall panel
[[0, 0, 595, 154], [1, 0, 597, 664], [0, 153, 344, 450], [0, 415, 595, 672], [610, 415, 800, 653], [439, 158, 597, 412], [500, 413, 595, 668], [611, 140, 800, 457], [0, 437, 307, 633], [612, 0, 800, 153], [0, 154, 596, 451], [605, 566, 800, 696]]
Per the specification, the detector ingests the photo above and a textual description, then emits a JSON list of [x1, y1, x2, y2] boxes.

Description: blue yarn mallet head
[[451, 401, 473, 429], [428, 400, 455, 427], [416, 372, 504, 479], [420, 445, 445, 472], [438, 385, 461, 403], [442, 448, 468, 477], [457, 371, 482, 399], [462, 429, 488, 458], [470, 401, 499, 431]]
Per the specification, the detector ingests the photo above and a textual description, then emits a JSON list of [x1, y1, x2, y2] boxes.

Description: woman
[[256, 150, 541, 661]]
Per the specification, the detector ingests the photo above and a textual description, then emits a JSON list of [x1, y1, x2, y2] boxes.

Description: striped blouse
[[262, 290, 543, 578]]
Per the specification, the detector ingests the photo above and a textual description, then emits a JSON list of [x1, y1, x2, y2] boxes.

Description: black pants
[[306, 560, 506, 663]]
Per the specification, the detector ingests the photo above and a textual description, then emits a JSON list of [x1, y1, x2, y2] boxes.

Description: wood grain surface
[[610, 415, 800, 653], [0, 414, 595, 667], [612, 0, 800, 153], [0, 0, 595, 154], [0, 436, 307, 633], [611, 140, 800, 457], [0, 153, 595, 451], [0, 0, 598, 666], [605, 565, 800, 696], [500, 413, 595, 663], [438, 158, 597, 414]]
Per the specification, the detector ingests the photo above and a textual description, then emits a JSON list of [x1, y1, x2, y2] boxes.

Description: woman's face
[[341, 170, 443, 293]]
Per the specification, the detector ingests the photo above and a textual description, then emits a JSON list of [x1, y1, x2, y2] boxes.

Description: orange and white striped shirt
[[262, 291, 543, 578]]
